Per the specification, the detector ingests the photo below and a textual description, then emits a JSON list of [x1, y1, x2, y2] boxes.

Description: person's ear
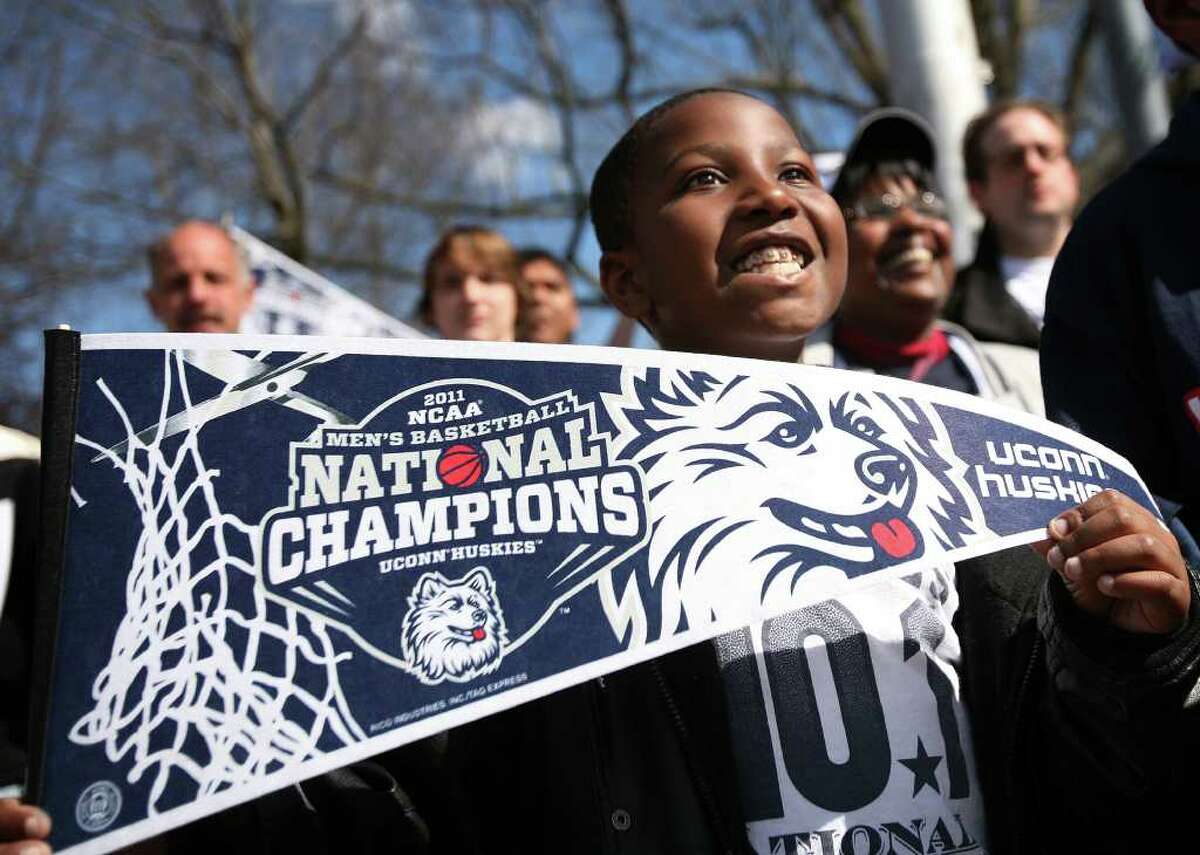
[[599, 250, 651, 325]]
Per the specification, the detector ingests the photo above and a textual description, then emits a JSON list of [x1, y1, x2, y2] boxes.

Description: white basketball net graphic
[[71, 351, 364, 814]]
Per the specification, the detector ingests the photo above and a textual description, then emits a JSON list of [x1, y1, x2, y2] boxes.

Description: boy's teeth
[[734, 245, 806, 274]]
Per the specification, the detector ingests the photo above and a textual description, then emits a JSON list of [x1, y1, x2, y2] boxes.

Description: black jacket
[[1042, 92, 1200, 541], [955, 547, 1200, 853], [449, 546, 1200, 854], [944, 226, 1042, 350], [0, 456, 39, 789]]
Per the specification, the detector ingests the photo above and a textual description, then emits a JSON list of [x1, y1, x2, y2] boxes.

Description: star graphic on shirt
[[898, 737, 942, 796]]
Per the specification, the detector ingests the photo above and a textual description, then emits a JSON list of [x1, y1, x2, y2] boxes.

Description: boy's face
[[601, 92, 846, 361]]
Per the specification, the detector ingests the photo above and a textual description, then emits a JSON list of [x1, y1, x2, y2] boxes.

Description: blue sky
[[3, 0, 1184, 418]]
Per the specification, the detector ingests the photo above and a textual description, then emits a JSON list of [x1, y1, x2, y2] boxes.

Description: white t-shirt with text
[[715, 563, 988, 855]]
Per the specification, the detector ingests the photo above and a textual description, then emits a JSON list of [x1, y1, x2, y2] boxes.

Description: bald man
[[146, 220, 255, 333]]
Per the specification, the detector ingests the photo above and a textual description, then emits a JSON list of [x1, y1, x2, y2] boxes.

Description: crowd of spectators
[[1, 3, 1198, 852]]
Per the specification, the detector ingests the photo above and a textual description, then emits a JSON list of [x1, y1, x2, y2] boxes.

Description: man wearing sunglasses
[[804, 109, 1043, 414], [945, 101, 1079, 348]]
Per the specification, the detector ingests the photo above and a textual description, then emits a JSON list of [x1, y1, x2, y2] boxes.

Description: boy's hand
[[0, 799, 51, 854], [1033, 490, 1190, 634]]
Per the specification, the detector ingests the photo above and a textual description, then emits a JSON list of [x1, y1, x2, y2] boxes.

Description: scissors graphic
[[94, 349, 354, 462]]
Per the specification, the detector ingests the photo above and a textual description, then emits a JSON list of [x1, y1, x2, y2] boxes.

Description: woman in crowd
[[805, 109, 1043, 414], [419, 225, 523, 342]]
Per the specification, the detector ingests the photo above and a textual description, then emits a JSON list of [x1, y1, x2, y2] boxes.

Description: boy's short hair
[[829, 108, 940, 209], [420, 225, 522, 319], [962, 99, 1069, 184], [589, 87, 749, 252]]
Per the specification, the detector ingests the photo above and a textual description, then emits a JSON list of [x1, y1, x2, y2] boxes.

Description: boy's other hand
[[1032, 490, 1190, 634], [0, 799, 51, 854]]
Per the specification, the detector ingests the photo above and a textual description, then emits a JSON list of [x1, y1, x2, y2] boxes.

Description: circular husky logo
[[75, 780, 121, 833]]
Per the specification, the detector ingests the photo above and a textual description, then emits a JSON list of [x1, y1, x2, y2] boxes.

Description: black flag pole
[[27, 328, 82, 804]]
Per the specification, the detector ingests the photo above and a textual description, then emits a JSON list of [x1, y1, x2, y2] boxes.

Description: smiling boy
[[596, 86, 1001, 853], [447, 88, 1198, 855], [593, 89, 846, 362]]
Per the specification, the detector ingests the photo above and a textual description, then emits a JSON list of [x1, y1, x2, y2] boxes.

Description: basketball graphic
[[437, 443, 487, 488]]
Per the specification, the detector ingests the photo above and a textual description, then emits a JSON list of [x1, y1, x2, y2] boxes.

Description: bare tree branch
[[505, 0, 590, 265], [1006, 0, 1033, 99], [134, 17, 245, 130], [971, 0, 1031, 99], [313, 167, 581, 219], [812, 0, 889, 102], [208, 0, 308, 259], [430, 52, 874, 114], [0, 0, 1146, 429], [725, 74, 872, 113], [1, 38, 64, 241], [601, 0, 637, 123], [280, 9, 367, 132], [1062, 4, 1099, 130], [5, 159, 192, 223]]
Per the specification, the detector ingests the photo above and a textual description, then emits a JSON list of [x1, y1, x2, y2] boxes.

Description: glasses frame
[[842, 190, 949, 224]]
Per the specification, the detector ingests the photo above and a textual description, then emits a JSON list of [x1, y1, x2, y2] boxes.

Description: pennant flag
[[230, 226, 426, 339], [30, 331, 1156, 853]]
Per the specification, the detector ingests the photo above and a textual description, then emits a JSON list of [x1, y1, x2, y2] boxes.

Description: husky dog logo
[[400, 567, 509, 685], [261, 377, 647, 669], [601, 368, 990, 645]]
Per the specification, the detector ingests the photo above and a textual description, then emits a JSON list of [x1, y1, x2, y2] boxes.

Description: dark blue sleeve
[[1041, 178, 1175, 508]]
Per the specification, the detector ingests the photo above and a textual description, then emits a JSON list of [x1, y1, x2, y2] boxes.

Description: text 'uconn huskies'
[[974, 440, 1107, 503]]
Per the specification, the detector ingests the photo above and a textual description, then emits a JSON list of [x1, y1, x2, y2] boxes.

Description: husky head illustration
[[400, 567, 508, 685], [601, 368, 989, 645]]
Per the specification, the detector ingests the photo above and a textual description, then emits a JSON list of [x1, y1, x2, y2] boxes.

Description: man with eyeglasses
[[944, 101, 1080, 348], [803, 109, 1043, 414]]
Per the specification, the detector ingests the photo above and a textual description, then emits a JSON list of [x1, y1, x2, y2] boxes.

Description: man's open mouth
[[763, 497, 920, 561]]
